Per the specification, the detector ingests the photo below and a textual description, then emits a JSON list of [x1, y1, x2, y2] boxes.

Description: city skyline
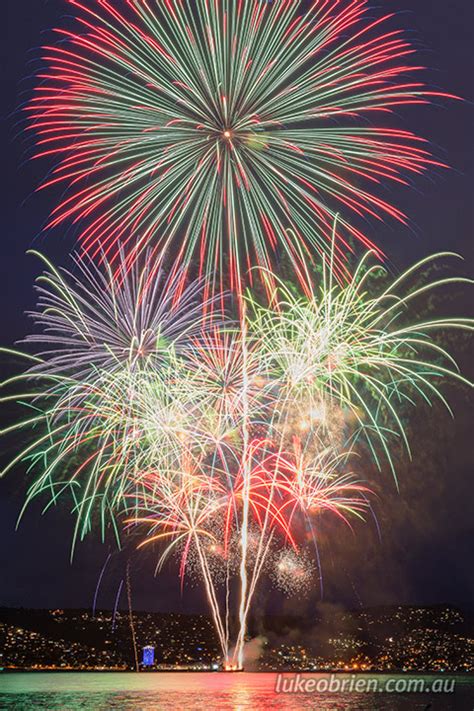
[[1, 603, 473, 673]]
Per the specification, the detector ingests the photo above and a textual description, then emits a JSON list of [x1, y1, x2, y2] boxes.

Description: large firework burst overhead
[[28, 0, 456, 295]]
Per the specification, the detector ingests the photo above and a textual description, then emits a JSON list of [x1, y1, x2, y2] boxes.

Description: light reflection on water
[[0, 672, 472, 710]]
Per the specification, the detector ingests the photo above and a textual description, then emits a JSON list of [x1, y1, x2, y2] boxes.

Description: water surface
[[0, 672, 472, 710]]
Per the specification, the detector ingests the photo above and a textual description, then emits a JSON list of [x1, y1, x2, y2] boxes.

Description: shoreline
[[1, 669, 470, 675]]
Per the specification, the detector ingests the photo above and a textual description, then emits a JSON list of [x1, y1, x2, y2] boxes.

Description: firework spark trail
[[236, 304, 251, 669], [193, 530, 229, 658], [112, 578, 124, 633], [230, 437, 371, 662], [126, 561, 139, 673], [26, 0, 458, 296], [129, 458, 232, 658], [92, 552, 112, 618]]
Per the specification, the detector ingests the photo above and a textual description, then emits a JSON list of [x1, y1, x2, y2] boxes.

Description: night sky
[[1, 0, 473, 617]]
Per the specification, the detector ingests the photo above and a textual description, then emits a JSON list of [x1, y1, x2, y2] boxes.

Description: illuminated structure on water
[[142, 645, 155, 667]]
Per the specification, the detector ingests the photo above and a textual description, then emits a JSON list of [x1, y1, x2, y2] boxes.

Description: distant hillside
[[1, 605, 473, 672]]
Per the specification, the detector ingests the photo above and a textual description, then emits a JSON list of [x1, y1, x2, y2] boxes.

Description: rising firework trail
[[27, 0, 457, 296], [112, 579, 124, 633], [92, 553, 112, 618], [126, 561, 140, 673]]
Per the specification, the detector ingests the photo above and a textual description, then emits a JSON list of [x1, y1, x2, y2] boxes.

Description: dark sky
[[0, 0, 473, 617]]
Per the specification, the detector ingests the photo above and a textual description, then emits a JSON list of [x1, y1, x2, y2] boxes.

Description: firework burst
[[249, 250, 473, 479], [0, 252, 216, 546], [28, 0, 456, 295], [24, 250, 213, 378]]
